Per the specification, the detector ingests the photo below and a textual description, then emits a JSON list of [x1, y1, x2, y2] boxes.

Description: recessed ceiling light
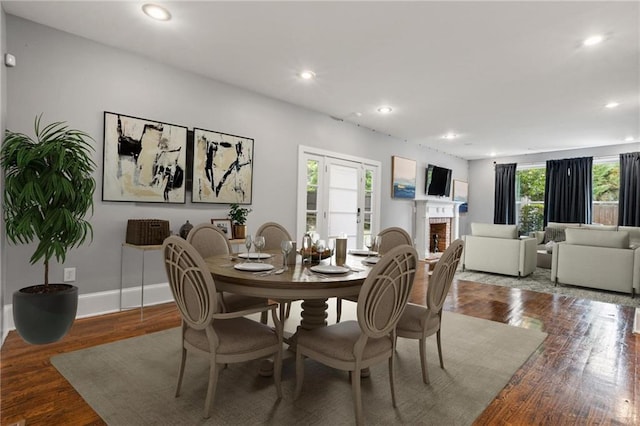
[[605, 102, 620, 109], [142, 4, 171, 21], [583, 35, 604, 47], [377, 106, 393, 114], [625, 136, 635, 142], [442, 132, 458, 140], [490, 152, 497, 157], [299, 70, 316, 80]]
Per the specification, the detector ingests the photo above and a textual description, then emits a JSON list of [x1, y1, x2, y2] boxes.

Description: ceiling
[[3, 1, 639, 160]]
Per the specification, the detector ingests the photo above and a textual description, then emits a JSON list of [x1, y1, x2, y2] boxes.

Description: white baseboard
[[2, 282, 172, 345], [634, 308, 640, 334]]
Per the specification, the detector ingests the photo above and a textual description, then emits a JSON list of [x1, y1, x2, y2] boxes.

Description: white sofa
[[551, 228, 640, 296], [462, 223, 537, 277]]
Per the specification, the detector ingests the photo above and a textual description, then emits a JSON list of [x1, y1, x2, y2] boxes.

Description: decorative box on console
[[125, 219, 170, 245]]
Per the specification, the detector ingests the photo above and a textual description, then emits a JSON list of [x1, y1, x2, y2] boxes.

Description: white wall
[[1, 8, 7, 340], [2, 15, 467, 300], [466, 143, 640, 231]]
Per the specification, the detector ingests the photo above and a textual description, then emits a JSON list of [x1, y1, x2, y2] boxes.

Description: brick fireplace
[[414, 199, 461, 258]]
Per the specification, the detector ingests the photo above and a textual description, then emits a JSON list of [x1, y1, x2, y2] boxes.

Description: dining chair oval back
[[255, 222, 293, 250], [186, 223, 231, 258], [336, 226, 413, 323], [188, 223, 269, 320], [396, 238, 464, 384], [357, 244, 418, 338], [255, 222, 294, 318], [377, 226, 413, 255], [295, 244, 418, 426], [162, 236, 283, 419], [427, 238, 464, 313], [163, 235, 218, 329]]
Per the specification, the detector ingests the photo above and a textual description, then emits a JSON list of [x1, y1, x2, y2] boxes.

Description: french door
[[297, 146, 381, 249]]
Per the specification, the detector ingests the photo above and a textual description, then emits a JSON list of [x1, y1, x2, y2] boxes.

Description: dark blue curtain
[[494, 163, 517, 224], [618, 152, 640, 226], [543, 157, 592, 226]]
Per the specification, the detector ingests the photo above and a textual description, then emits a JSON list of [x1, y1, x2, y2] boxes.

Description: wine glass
[[327, 238, 335, 266], [244, 235, 253, 262], [281, 240, 293, 270], [253, 235, 265, 263], [365, 234, 378, 260]]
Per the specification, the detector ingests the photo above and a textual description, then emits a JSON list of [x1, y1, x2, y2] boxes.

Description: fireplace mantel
[[414, 199, 462, 258]]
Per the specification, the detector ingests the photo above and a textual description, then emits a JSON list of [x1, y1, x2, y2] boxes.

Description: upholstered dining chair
[[162, 236, 283, 419], [337, 226, 414, 322], [295, 244, 418, 426], [255, 221, 294, 318], [187, 223, 269, 322], [396, 238, 464, 384]]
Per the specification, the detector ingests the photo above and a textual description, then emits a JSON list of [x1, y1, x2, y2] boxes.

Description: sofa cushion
[[581, 224, 618, 231], [565, 228, 629, 249], [471, 223, 518, 239], [546, 222, 581, 229], [543, 227, 566, 244], [618, 226, 640, 246]]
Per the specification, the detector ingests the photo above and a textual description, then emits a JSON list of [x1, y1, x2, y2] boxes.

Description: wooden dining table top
[[203, 250, 375, 300]]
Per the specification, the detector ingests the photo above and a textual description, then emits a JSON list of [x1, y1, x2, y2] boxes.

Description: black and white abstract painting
[[103, 112, 187, 203], [192, 128, 253, 204]]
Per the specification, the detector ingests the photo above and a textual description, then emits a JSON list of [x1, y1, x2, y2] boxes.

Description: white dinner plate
[[310, 265, 350, 274], [238, 252, 272, 259], [234, 263, 275, 272], [362, 257, 379, 265], [349, 249, 378, 256]]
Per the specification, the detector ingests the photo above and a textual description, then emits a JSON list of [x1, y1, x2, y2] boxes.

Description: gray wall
[[466, 143, 640, 229], [3, 16, 467, 297], [1, 8, 6, 337]]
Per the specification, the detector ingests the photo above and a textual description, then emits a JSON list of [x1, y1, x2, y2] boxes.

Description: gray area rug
[[455, 267, 640, 308], [51, 312, 546, 425]]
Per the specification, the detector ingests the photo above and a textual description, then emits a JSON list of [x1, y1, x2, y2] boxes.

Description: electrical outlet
[[64, 267, 76, 282]]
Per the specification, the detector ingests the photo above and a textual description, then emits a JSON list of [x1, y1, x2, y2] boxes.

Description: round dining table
[[203, 251, 374, 330]]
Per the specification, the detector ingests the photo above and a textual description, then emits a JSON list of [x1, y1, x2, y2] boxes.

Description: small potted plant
[[1, 115, 96, 344], [228, 203, 252, 239]]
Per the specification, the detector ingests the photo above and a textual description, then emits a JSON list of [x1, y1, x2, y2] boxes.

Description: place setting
[[349, 234, 382, 265]]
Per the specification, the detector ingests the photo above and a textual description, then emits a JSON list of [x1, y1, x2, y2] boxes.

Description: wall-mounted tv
[[425, 164, 452, 196]]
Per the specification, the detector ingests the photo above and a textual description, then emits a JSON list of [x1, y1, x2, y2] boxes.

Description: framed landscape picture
[[191, 128, 254, 204], [391, 156, 417, 199], [102, 112, 187, 203]]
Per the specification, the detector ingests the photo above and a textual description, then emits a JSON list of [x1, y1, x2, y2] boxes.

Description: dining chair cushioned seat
[[395, 303, 441, 335], [297, 321, 393, 362], [184, 319, 278, 354]]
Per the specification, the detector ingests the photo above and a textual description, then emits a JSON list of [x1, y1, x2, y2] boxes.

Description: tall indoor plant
[[228, 203, 251, 239], [1, 115, 96, 344]]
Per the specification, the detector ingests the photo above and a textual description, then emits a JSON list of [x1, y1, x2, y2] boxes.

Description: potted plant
[[228, 203, 251, 239], [1, 115, 96, 344]]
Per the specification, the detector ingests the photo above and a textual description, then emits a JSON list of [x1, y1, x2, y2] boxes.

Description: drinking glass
[[281, 240, 293, 270], [365, 234, 379, 260], [253, 235, 265, 262], [316, 240, 326, 264], [327, 238, 335, 266], [244, 235, 253, 262]]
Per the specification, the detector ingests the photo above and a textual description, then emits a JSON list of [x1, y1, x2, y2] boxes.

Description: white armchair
[[462, 223, 537, 277]]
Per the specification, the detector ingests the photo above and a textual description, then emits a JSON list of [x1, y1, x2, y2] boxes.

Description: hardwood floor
[[1, 263, 638, 425]]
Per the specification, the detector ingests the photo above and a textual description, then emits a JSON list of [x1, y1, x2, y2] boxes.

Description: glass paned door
[[327, 159, 360, 248]]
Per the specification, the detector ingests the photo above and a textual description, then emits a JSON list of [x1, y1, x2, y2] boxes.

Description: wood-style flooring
[[1, 262, 638, 425]]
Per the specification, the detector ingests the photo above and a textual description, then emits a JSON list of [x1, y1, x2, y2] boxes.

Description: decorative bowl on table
[[300, 248, 333, 263]]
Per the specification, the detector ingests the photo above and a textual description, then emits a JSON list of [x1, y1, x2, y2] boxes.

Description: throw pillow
[[544, 241, 555, 253], [543, 227, 566, 244]]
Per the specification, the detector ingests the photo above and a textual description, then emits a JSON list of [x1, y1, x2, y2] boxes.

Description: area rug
[[456, 267, 640, 308], [51, 312, 546, 425]]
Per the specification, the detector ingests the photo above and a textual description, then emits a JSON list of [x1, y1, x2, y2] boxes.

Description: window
[[516, 157, 620, 232]]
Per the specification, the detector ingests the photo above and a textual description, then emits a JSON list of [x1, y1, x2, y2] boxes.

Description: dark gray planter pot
[[13, 284, 78, 345]]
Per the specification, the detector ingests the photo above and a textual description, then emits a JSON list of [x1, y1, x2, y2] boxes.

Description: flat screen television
[[425, 164, 452, 196]]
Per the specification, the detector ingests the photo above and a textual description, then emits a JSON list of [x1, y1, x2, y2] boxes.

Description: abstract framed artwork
[[211, 219, 233, 240], [453, 180, 469, 213], [191, 127, 254, 204], [102, 112, 187, 203], [391, 156, 417, 199]]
